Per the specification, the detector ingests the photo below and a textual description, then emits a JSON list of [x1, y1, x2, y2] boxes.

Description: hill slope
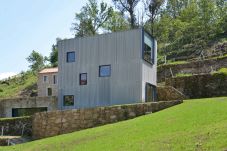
[[0, 71, 37, 99], [1, 97, 227, 150]]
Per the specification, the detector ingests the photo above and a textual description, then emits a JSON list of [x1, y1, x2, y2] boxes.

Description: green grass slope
[[1, 97, 227, 151], [0, 71, 37, 99]]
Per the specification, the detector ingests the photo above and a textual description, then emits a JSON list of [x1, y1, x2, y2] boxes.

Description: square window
[[43, 76, 48, 82], [66, 52, 75, 62], [80, 73, 87, 85], [99, 65, 111, 77], [63, 95, 74, 106]]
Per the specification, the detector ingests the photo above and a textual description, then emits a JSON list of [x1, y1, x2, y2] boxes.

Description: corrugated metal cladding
[[58, 28, 157, 109]]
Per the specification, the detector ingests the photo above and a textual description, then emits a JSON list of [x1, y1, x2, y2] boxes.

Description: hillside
[[0, 71, 37, 99], [1, 97, 227, 150]]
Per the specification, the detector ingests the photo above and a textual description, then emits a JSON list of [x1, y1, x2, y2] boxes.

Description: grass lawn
[[1, 97, 227, 151], [0, 72, 37, 99]]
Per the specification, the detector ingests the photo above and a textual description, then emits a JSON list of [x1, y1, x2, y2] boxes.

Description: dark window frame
[[53, 75, 57, 84], [79, 73, 87, 85], [66, 51, 75, 63], [47, 88, 52, 96], [145, 83, 156, 102], [43, 75, 48, 82], [99, 65, 111, 77], [63, 95, 74, 106], [142, 30, 155, 65]]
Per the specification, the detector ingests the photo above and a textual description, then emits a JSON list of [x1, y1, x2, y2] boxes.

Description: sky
[[0, 0, 90, 80]]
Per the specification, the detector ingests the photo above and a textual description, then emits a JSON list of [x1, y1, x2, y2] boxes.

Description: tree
[[49, 44, 58, 67], [72, 0, 113, 37], [26, 50, 45, 72], [112, 0, 140, 28], [103, 11, 130, 32], [144, 0, 165, 34]]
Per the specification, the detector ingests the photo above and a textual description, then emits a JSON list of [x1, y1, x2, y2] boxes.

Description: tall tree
[[144, 0, 165, 34], [26, 50, 45, 72], [72, 0, 113, 37], [49, 44, 58, 67], [103, 11, 130, 32], [112, 0, 140, 28]]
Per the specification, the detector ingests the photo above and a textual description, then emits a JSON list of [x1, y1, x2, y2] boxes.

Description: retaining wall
[[157, 86, 186, 101], [158, 56, 227, 82], [166, 73, 227, 98], [32, 100, 183, 139]]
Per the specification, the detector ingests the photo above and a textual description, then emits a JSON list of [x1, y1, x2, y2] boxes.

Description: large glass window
[[99, 65, 111, 77], [80, 73, 87, 85], [145, 83, 156, 102], [66, 51, 75, 62], [143, 32, 154, 64], [12, 107, 47, 117], [63, 95, 74, 106]]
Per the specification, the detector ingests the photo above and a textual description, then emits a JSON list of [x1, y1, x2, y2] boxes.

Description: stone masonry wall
[[32, 100, 183, 139], [158, 56, 227, 82], [157, 86, 186, 101], [0, 96, 58, 118], [166, 73, 227, 99], [0, 117, 32, 136]]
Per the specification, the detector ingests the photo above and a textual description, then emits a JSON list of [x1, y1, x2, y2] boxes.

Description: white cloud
[[0, 72, 17, 80]]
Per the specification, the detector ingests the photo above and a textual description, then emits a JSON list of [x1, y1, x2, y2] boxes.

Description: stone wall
[[166, 73, 227, 99], [157, 86, 186, 101], [32, 100, 183, 139], [0, 117, 32, 136], [158, 56, 227, 82], [0, 96, 58, 118]]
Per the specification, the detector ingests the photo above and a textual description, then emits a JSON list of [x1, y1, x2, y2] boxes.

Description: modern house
[[38, 68, 58, 97], [57, 28, 157, 110]]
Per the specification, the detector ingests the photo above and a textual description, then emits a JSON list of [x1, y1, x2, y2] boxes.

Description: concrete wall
[[166, 73, 227, 99], [0, 117, 32, 136], [157, 56, 227, 82], [32, 100, 182, 139], [38, 73, 58, 97], [0, 97, 58, 118], [58, 28, 157, 109]]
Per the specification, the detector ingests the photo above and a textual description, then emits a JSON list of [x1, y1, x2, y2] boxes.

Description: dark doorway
[[47, 88, 52, 96], [145, 83, 156, 102]]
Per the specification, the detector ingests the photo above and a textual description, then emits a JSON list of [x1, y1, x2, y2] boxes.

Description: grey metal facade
[[57, 28, 157, 110]]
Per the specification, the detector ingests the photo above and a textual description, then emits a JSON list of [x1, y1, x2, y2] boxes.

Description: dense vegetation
[[1, 97, 227, 150], [71, 0, 227, 64], [0, 71, 37, 99]]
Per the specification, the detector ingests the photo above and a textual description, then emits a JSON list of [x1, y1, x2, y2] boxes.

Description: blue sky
[[0, 0, 90, 79]]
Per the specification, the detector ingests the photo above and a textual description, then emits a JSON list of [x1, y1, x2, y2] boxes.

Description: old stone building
[[38, 68, 58, 97]]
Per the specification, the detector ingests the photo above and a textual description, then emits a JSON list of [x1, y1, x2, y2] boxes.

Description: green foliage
[[0, 71, 37, 99], [72, 0, 113, 37], [213, 67, 227, 76], [103, 11, 130, 32], [1, 97, 227, 150], [49, 44, 58, 67], [175, 73, 192, 77], [145, 0, 227, 63], [26, 50, 45, 72]]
